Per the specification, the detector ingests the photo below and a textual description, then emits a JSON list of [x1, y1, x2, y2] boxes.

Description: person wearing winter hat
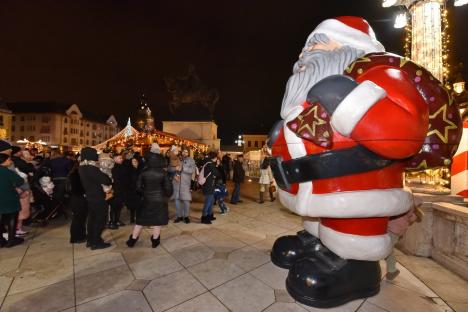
[[0, 140, 12, 155], [78, 147, 113, 250]]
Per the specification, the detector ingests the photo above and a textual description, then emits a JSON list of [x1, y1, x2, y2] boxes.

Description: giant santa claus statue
[[268, 16, 461, 308]]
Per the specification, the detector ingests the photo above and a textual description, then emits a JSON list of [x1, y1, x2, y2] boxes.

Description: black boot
[[259, 192, 265, 204], [90, 241, 111, 250], [151, 235, 160, 248], [209, 214, 216, 221], [271, 230, 321, 269], [184, 217, 190, 224], [5, 213, 23, 248], [286, 245, 381, 308], [174, 217, 183, 223], [201, 216, 212, 224], [126, 235, 139, 248]]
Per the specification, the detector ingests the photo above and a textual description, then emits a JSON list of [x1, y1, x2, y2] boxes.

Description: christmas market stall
[[93, 119, 208, 155]]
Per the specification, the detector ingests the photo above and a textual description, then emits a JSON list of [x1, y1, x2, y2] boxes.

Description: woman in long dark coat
[[126, 151, 173, 248]]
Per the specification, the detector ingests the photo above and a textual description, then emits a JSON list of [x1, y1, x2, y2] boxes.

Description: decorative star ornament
[[427, 104, 458, 144], [287, 103, 333, 148]]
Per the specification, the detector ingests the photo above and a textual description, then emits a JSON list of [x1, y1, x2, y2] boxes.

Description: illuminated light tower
[[382, 0, 466, 83], [136, 94, 155, 133]]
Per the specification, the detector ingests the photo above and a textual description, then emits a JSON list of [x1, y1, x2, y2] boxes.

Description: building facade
[[242, 134, 268, 153], [8, 102, 119, 151], [162, 121, 221, 151], [0, 101, 13, 140]]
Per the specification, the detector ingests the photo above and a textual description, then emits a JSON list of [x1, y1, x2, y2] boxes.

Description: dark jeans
[[124, 193, 140, 223], [231, 182, 241, 203], [109, 197, 123, 223], [202, 194, 215, 216], [86, 199, 108, 245], [69, 194, 88, 242]]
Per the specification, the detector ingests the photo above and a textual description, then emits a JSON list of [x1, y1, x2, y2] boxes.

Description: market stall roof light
[[454, 0, 468, 6], [382, 0, 398, 7], [394, 13, 407, 28]]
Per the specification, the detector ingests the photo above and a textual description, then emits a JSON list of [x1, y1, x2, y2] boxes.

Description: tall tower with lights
[[382, 0, 457, 82], [136, 94, 155, 133]]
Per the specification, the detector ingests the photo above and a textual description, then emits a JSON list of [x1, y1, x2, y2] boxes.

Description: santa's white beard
[[280, 46, 364, 119]]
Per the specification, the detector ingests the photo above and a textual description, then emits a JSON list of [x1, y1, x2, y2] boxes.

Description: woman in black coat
[[126, 152, 173, 248]]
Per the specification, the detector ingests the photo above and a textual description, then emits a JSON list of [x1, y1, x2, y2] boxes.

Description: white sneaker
[[16, 229, 28, 236]]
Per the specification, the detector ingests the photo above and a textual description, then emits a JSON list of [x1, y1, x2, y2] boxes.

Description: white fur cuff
[[331, 80, 386, 136]]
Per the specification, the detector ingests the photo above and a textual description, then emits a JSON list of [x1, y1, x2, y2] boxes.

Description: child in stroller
[[30, 167, 61, 225]]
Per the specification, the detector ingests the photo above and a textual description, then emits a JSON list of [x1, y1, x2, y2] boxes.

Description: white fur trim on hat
[[308, 18, 385, 54], [319, 223, 392, 260], [278, 187, 413, 218], [331, 80, 386, 136]]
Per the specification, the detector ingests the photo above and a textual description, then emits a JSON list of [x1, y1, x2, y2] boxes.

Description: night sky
[[1, 0, 467, 144]]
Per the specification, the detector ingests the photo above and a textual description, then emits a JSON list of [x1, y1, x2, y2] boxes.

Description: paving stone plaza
[[0, 182, 467, 312]]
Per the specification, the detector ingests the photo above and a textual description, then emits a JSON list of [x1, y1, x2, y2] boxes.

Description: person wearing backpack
[[200, 152, 218, 224]]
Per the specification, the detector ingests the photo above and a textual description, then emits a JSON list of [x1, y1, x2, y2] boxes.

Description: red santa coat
[[272, 63, 429, 260]]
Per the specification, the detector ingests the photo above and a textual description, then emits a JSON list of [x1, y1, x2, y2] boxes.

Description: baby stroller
[[30, 167, 61, 226]]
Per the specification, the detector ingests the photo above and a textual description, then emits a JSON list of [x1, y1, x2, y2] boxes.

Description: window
[[80, 139, 83, 144], [64, 118, 68, 123], [64, 137, 67, 143], [71, 138, 77, 145], [40, 126, 50, 133], [92, 140, 96, 145], [254, 141, 258, 148], [20, 126, 24, 132], [42, 115, 51, 123], [86, 131, 89, 136], [64, 128, 68, 135], [261, 141, 265, 146], [0, 115, 3, 126], [248, 141, 252, 147]]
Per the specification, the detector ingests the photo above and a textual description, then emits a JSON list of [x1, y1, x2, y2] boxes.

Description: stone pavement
[[0, 181, 467, 312]]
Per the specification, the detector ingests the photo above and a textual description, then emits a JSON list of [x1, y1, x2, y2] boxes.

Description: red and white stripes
[[451, 121, 468, 198]]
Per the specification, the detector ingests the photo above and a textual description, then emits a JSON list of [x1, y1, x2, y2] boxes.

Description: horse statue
[[164, 65, 219, 119]]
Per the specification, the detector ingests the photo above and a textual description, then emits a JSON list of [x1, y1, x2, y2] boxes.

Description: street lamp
[[454, 0, 468, 6], [235, 135, 244, 147], [394, 12, 408, 28]]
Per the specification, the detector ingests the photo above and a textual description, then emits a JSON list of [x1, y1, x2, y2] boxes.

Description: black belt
[[269, 145, 394, 191]]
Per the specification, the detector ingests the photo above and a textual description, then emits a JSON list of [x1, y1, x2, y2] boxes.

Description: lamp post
[[235, 135, 245, 147]]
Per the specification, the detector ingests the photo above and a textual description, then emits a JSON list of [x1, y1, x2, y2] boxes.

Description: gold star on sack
[[345, 56, 372, 73], [427, 104, 458, 144], [287, 103, 333, 148]]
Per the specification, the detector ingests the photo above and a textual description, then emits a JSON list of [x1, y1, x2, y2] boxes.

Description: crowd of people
[[0, 138, 276, 251]]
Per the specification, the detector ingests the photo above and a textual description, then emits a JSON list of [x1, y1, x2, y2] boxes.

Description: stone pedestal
[[397, 193, 468, 280]]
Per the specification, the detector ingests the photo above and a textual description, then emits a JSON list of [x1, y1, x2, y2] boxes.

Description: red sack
[[345, 52, 463, 170]]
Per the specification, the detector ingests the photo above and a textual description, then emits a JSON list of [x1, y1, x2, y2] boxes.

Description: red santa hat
[[307, 16, 385, 54]]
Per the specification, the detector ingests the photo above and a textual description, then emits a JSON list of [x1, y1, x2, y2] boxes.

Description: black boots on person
[[126, 235, 139, 248]]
